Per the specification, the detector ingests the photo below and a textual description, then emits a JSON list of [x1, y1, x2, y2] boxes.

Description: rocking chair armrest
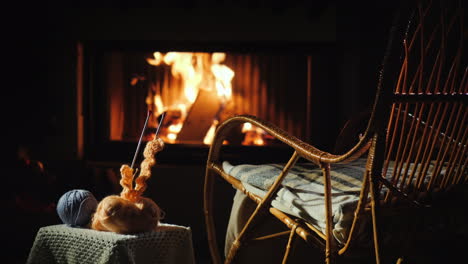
[[210, 114, 371, 165]]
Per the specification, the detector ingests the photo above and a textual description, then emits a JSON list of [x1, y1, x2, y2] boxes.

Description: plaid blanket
[[223, 157, 448, 244], [223, 158, 369, 244]]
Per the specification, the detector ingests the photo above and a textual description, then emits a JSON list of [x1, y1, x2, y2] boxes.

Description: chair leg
[[369, 171, 382, 264], [225, 207, 270, 263], [281, 224, 298, 264], [321, 163, 337, 264], [225, 239, 241, 264]]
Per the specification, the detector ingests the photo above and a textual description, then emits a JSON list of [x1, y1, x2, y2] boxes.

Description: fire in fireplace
[[142, 51, 235, 145], [93, 45, 313, 147]]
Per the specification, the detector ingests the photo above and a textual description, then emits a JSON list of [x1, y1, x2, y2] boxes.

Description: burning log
[[177, 88, 223, 144]]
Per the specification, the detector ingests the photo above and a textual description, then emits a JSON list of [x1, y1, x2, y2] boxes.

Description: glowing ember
[[203, 120, 218, 145], [153, 95, 164, 115], [168, 123, 183, 133], [241, 122, 253, 133], [241, 122, 267, 146]]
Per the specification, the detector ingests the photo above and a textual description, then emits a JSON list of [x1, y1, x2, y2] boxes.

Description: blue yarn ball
[[57, 189, 98, 227]]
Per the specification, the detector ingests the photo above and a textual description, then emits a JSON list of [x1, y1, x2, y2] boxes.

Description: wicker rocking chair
[[204, 1, 467, 263]]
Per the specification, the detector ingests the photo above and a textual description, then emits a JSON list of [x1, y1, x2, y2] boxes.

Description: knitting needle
[[154, 111, 166, 139], [131, 110, 152, 169]]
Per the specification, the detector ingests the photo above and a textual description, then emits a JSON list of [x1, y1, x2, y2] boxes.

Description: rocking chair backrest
[[371, 0, 467, 204]]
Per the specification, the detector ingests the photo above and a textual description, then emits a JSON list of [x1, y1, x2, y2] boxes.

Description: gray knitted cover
[[27, 224, 195, 264]]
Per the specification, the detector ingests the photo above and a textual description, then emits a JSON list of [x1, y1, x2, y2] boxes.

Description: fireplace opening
[[87, 44, 313, 149]]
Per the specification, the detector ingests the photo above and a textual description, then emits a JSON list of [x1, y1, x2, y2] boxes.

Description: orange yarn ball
[[91, 195, 162, 234]]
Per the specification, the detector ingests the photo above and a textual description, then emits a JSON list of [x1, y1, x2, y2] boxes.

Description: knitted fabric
[[27, 223, 195, 264]]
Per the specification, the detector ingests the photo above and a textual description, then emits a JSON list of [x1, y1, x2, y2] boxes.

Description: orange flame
[[242, 122, 266, 146], [147, 52, 234, 144]]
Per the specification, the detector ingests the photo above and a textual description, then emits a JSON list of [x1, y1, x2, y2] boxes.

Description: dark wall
[[308, 2, 397, 151], [8, 1, 399, 161], [7, 1, 399, 161]]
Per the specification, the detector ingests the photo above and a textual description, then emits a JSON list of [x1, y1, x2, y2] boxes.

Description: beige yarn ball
[[91, 195, 162, 234]]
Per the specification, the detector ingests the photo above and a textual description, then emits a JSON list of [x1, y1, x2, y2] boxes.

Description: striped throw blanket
[[223, 157, 446, 244], [222, 158, 369, 244]]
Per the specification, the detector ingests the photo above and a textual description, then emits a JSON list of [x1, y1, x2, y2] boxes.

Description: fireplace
[[71, 3, 338, 165], [90, 45, 312, 139], [81, 41, 323, 163]]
